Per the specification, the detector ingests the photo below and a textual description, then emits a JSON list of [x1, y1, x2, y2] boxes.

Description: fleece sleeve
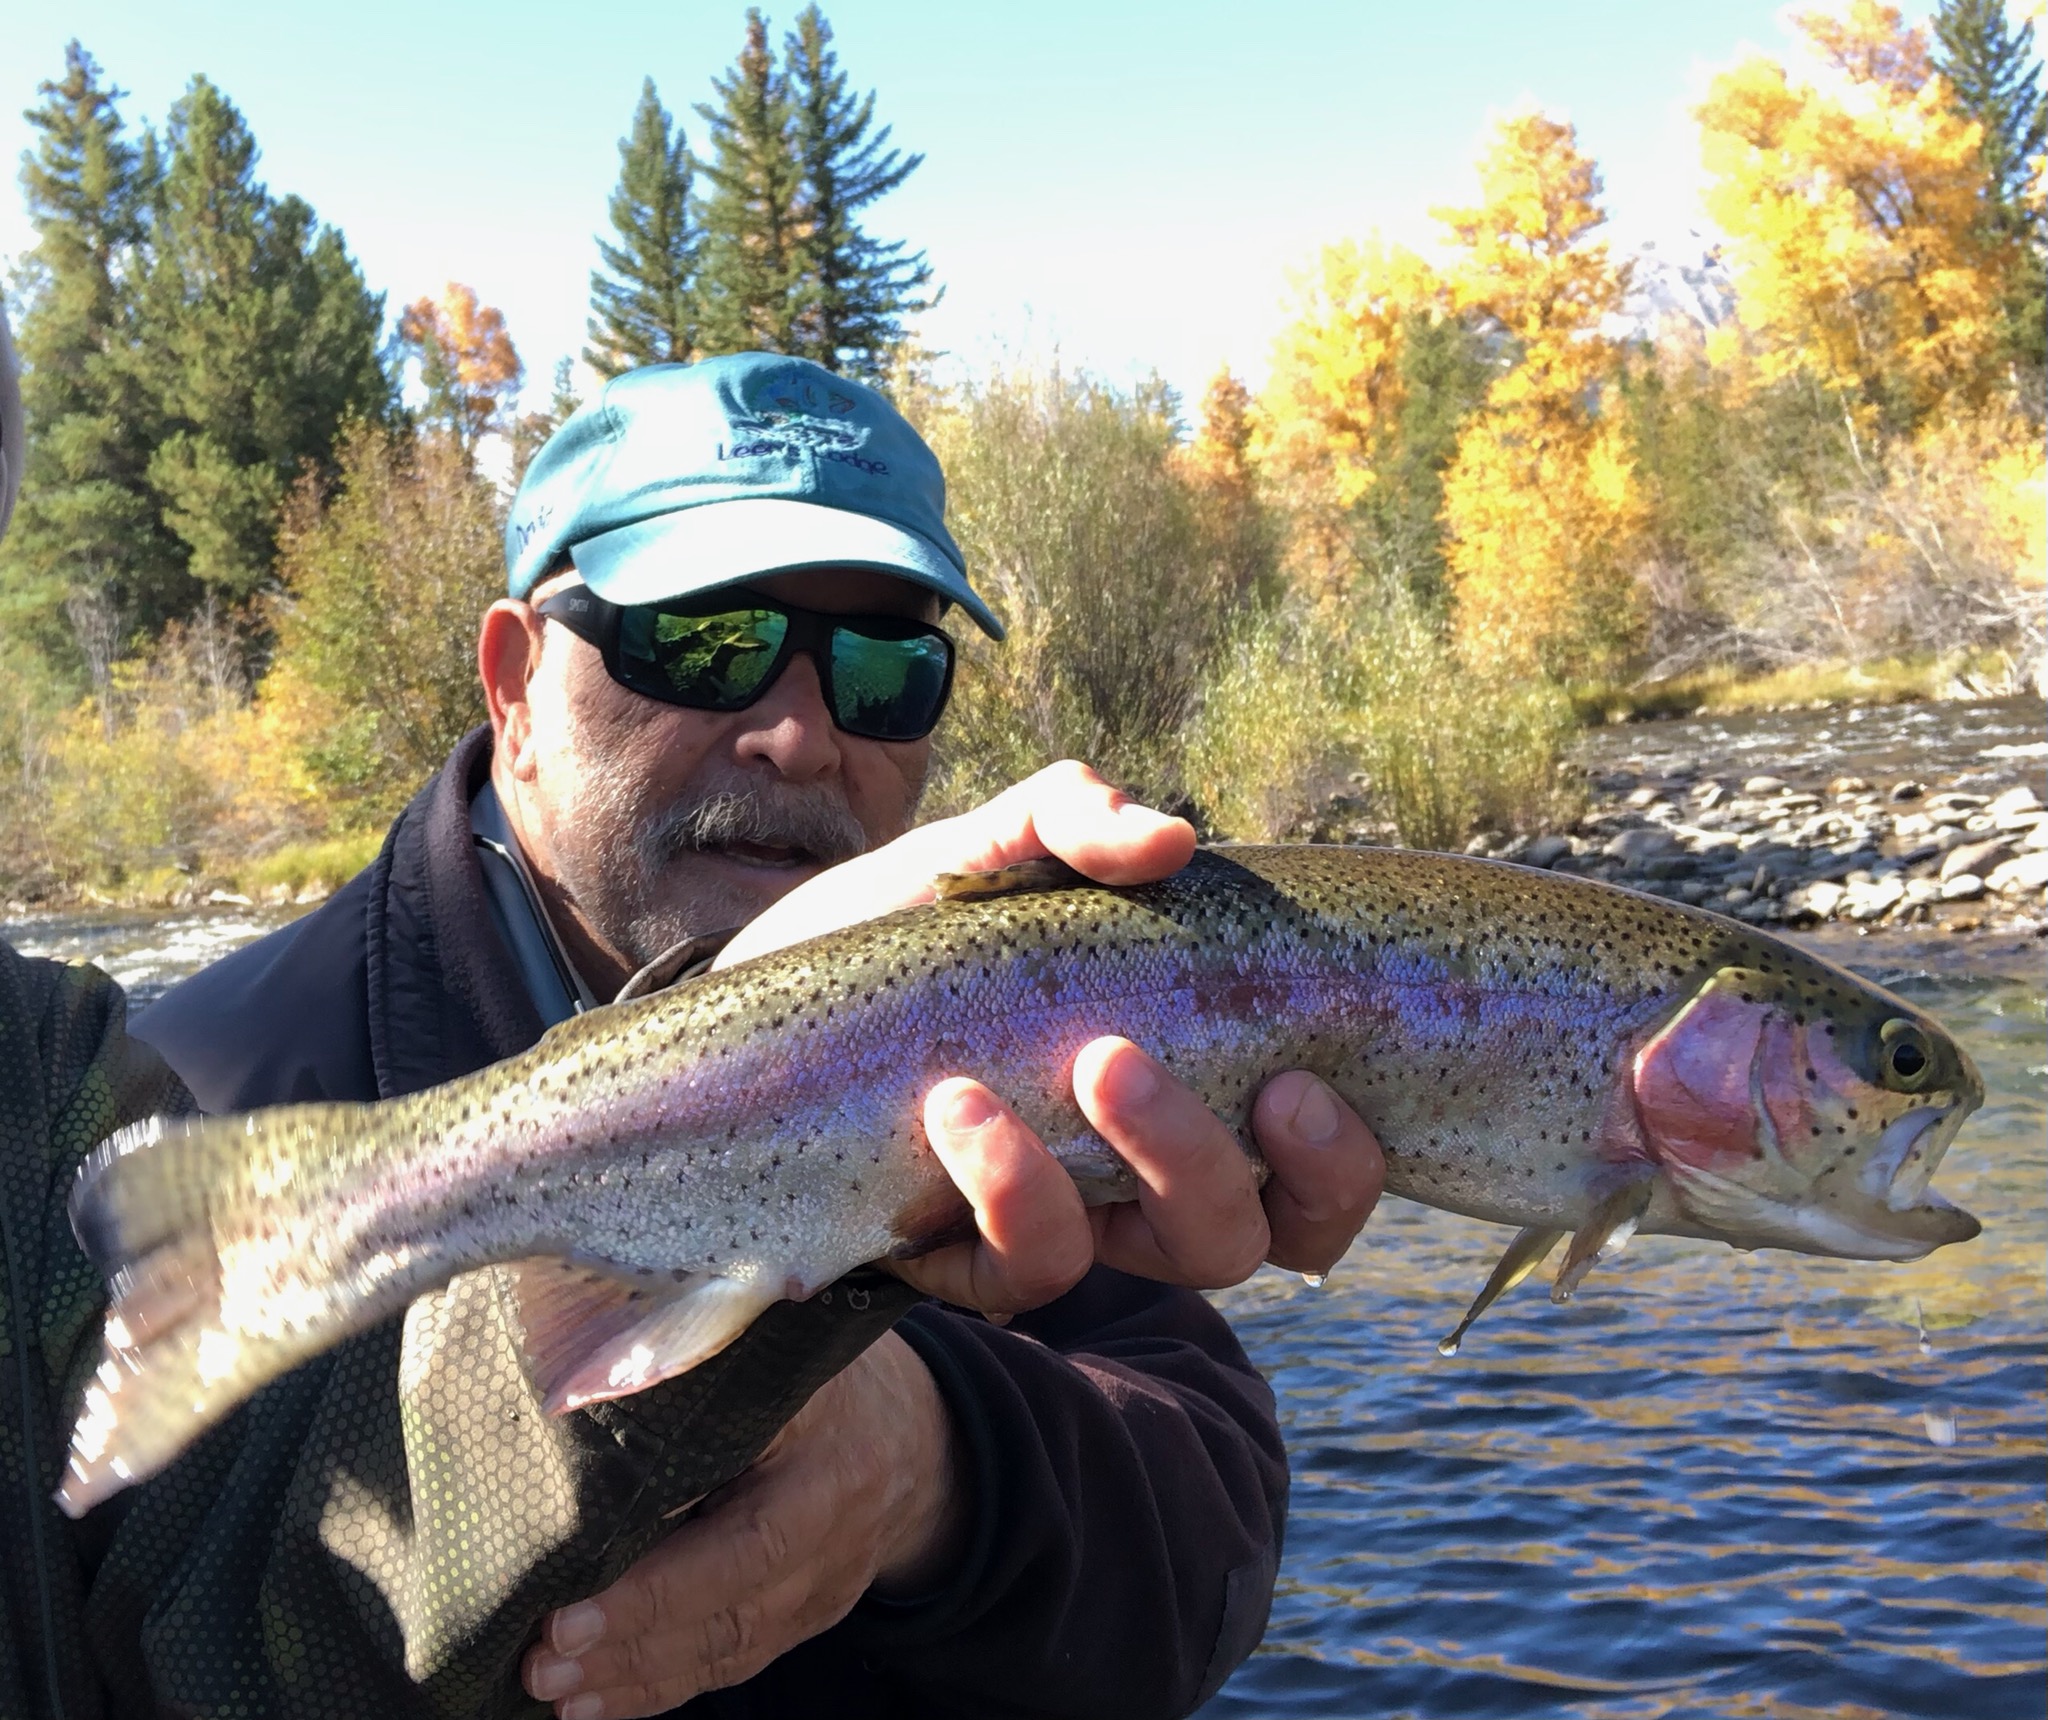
[[838, 1267, 1288, 1720]]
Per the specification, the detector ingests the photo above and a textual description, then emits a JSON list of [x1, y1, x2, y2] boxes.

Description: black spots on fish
[[1845, 1106, 1859, 1120], [1811, 1125, 1823, 1137], [1554, 1160, 1567, 1172]]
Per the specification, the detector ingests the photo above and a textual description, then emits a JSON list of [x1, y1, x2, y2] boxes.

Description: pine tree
[[783, 5, 935, 376], [1, 42, 185, 688], [134, 76, 392, 602], [1932, 0, 2047, 385], [695, 10, 803, 354], [509, 357, 583, 484], [586, 78, 700, 376]]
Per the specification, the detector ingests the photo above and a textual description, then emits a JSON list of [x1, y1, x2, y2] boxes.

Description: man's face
[[507, 566, 940, 971]]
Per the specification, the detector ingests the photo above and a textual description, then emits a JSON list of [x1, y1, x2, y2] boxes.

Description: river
[[5, 699, 2042, 1720]]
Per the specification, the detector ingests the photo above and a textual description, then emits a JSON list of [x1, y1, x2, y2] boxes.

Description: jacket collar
[[364, 726, 545, 1099]]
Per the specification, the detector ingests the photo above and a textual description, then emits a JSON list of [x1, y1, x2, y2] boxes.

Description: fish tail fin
[[58, 1104, 381, 1518]]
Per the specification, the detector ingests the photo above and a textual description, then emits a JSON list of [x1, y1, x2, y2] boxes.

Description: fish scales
[[56, 845, 1982, 1514]]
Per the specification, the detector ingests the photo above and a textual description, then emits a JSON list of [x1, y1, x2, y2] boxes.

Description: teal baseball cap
[[505, 353, 1003, 639]]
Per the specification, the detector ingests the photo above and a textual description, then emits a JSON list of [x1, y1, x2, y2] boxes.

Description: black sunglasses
[[536, 583, 956, 742]]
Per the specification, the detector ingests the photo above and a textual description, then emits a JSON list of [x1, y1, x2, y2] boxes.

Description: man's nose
[[732, 650, 843, 780]]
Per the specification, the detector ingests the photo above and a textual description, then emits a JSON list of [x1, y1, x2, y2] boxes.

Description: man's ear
[[479, 599, 545, 777]]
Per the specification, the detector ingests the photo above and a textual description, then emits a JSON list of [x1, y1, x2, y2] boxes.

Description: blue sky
[[2, 1, 1936, 411]]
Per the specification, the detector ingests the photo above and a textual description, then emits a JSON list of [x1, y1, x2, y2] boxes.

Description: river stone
[[1987, 851, 2048, 894], [1521, 835, 1573, 869], [1692, 781, 1728, 810], [1940, 874, 1987, 902], [2026, 821, 2048, 852], [1892, 811, 1934, 838], [1889, 780, 1925, 801], [1904, 877, 1941, 904], [1638, 854, 1696, 881], [1736, 900, 1781, 924], [1993, 793, 2045, 832], [1828, 776, 1873, 796], [1792, 879, 1848, 920], [1846, 876, 1907, 920], [1742, 775, 1788, 795], [1941, 837, 2017, 883], [1604, 829, 1677, 865]]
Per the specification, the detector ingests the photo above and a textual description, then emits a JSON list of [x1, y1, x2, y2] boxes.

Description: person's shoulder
[[0, 937, 126, 1112], [134, 870, 377, 1111]]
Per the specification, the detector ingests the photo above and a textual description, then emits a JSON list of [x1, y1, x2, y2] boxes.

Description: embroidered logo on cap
[[721, 364, 888, 473]]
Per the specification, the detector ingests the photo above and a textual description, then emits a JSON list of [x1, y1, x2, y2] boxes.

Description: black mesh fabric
[[0, 939, 913, 1719]]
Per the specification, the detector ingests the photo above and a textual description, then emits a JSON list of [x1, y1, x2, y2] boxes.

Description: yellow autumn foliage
[[1436, 111, 1645, 679], [1696, 0, 2009, 426], [1255, 240, 1440, 514]]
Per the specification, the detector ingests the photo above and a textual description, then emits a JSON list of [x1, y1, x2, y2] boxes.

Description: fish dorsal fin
[[1438, 1225, 1565, 1356], [503, 1259, 783, 1415], [932, 857, 1090, 901], [1550, 1174, 1656, 1303]]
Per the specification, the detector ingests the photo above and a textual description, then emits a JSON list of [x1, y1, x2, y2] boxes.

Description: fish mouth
[[1839, 1102, 1981, 1255]]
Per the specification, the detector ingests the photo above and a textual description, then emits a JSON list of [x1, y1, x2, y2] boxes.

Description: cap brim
[[567, 497, 1005, 640]]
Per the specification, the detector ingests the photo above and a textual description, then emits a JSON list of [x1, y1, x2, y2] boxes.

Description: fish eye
[[1879, 1019, 1933, 1091]]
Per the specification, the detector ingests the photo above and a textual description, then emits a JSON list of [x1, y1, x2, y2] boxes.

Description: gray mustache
[[638, 785, 870, 869]]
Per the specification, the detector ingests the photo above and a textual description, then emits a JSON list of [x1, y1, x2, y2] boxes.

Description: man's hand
[[522, 1332, 963, 1720], [716, 760, 1386, 1314]]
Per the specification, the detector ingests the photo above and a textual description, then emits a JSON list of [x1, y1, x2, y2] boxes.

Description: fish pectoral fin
[[503, 1259, 784, 1415], [1551, 1176, 1656, 1304], [1438, 1226, 1567, 1357], [932, 857, 1089, 901]]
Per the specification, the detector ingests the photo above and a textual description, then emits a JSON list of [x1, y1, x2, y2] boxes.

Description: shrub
[[1186, 588, 1580, 850], [913, 365, 1272, 814], [266, 424, 503, 825]]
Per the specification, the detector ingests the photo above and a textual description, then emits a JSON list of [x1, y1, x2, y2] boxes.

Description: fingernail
[[550, 1601, 605, 1656], [1102, 1049, 1158, 1109], [1291, 1078, 1341, 1145], [528, 1657, 583, 1701], [942, 1084, 1000, 1133], [561, 1696, 604, 1720]]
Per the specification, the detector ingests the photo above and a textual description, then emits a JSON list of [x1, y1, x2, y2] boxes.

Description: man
[[136, 353, 1383, 1719]]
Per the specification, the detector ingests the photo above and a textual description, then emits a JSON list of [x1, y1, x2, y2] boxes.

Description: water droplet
[[1436, 1335, 1461, 1358], [1914, 1297, 1933, 1357], [1922, 1406, 1957, 1447], [1300, 1271, 1327, 1290]]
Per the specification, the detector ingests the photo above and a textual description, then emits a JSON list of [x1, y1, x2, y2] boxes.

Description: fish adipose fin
[[506, 1259, 784, 1415], [1439, 1226, 1566, 1357], [1550, 1176, 1655, 1303], [932, 857, 1089, 901]]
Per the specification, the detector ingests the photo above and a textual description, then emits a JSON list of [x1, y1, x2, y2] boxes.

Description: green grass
[[1572, 651, 2023, 724], [232, 831, 385, 897]]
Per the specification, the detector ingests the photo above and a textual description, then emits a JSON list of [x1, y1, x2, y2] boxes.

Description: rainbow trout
[[59, 846, 1981, 1516]]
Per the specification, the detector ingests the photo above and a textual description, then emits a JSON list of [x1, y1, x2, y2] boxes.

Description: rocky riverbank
[[1465, 759, 2048, 938]]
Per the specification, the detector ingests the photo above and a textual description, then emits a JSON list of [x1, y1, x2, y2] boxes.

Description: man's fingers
[[1252, 1072, 1385, 1275], [1005, 759, 1196, 885], [893, 1078, 1093, 1312], [1073, 1038, 1270, 1287], [712, 760, 1194, 969]]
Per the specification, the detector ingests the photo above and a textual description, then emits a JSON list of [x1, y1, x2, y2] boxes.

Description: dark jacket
[[133, 727, 1286, 1720], [0, 942, 189, 1720]]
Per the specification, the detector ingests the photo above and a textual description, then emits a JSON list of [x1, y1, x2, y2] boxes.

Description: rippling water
[[1207, 937, 2046, 1720]]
